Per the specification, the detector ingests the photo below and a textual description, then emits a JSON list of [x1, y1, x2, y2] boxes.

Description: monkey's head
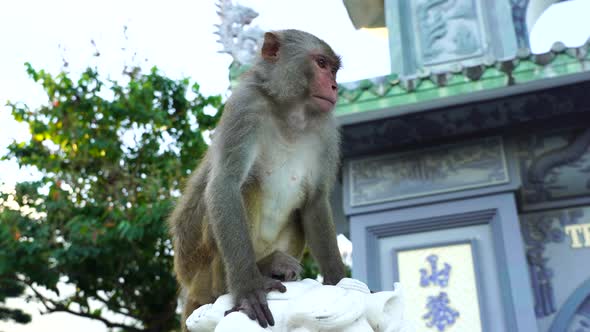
[[254, 29, 341, 114]]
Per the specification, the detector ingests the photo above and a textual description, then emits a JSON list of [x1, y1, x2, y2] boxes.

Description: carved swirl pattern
[[516, 128, 590, 209]]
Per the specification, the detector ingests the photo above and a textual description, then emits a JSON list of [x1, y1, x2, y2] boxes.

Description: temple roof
[[335, 39, 590, 124]]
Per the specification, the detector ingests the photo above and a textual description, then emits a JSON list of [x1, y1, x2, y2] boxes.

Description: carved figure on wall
[[415, 0, 483, 64], [520, 208, 586, 317], [517, 128, 590, 208], [528, 128, 590, 184]]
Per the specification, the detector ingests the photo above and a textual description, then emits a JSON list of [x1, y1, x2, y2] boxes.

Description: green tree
[[0, 63, 222, 331]]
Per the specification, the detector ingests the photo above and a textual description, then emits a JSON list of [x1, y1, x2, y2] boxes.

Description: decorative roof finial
[[214, 0, 264, 66]]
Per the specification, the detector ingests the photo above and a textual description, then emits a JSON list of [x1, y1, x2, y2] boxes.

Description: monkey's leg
[[301, 196, 347, 286], [181, 256, 225, 332], [257, 250, 303, 282], [181, 271, 212, 332]]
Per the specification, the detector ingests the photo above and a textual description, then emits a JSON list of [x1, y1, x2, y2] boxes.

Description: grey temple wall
[[343, 126, 590, 332]]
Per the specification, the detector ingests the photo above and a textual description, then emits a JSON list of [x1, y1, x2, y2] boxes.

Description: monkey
[[168, 29, 347, 330]]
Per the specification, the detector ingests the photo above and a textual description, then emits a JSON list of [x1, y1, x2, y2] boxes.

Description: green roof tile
[[334, 40, 590, 118]]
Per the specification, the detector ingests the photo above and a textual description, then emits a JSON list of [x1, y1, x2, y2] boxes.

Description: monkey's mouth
[[313, 95, 336, 106]]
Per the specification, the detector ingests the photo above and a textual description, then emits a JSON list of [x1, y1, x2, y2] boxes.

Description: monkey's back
[[168, 153, 218, 287]]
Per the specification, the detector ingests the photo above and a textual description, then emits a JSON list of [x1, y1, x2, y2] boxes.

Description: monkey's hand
[[321, 262, 347, 286], [225, 276, 286, 328], [257, 251, 303, 282]]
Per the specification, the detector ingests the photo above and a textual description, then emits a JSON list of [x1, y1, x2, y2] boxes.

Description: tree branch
[[24, 282, 143, 332], [51, 306, 142, 332], [93, 291, 131, 317]]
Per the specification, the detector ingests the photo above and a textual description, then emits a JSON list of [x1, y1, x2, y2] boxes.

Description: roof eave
[[336, 70, 590, 126]]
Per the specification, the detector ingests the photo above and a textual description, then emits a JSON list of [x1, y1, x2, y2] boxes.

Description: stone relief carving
[[520, 208, 586, 318], [215, 0, 264, 66], [516, 128, 590, 208], [349, 137, 508, 206], [528, 128, 590, 184], [415, 0, 483, 65]]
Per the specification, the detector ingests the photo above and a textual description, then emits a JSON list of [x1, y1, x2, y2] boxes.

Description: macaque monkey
[[168, 29, 346, 330]]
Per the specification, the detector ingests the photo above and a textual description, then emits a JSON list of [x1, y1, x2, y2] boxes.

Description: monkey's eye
[[316, 57, 327, 69]]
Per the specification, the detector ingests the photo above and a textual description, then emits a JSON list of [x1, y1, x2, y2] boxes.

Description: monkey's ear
[[261, 32, 280, 61]]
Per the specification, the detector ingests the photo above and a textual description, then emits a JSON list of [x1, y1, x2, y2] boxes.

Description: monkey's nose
[[331, 84, 337, 91]]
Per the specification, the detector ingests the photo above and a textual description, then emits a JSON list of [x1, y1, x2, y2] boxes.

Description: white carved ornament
[[186, 278, 414, 332], [214, 0, 264, 66]]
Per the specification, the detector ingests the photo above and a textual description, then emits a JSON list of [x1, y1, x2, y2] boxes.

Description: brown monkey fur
[[168, 29, 346, 329]]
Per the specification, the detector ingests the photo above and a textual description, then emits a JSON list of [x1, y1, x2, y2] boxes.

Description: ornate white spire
[[214, 0, 264, 66]]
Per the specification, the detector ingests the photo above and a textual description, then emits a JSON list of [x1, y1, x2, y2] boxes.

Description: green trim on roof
[[335, 41, 590, 117]]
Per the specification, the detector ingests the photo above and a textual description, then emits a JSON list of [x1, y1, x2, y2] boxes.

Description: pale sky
[[0, 0, 588, 331]]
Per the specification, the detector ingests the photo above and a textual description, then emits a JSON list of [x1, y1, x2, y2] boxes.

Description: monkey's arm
[[301, 190, 347, 285], [206, 114, 260, 284], [205, 107, 285, 327]]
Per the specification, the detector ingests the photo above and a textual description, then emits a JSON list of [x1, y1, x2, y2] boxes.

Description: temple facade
[[338, 0, 590, 331]]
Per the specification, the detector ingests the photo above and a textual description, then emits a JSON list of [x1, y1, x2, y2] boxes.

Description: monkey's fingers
[[224, 305, 251, 319], [265, 279, 287, 293], [225, 300, 266, 328], [284, 269, 297, 281], [248, 293, 272, 328], [223, 307, 235, 316], [256, 290, 275, 327]]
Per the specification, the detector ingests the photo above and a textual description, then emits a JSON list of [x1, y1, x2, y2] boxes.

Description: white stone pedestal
[[186, 278, 413, 332]]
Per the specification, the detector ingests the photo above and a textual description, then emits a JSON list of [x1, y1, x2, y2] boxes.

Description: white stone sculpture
[[215, 0, 264, 66], [186, 278, 414, 332]]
